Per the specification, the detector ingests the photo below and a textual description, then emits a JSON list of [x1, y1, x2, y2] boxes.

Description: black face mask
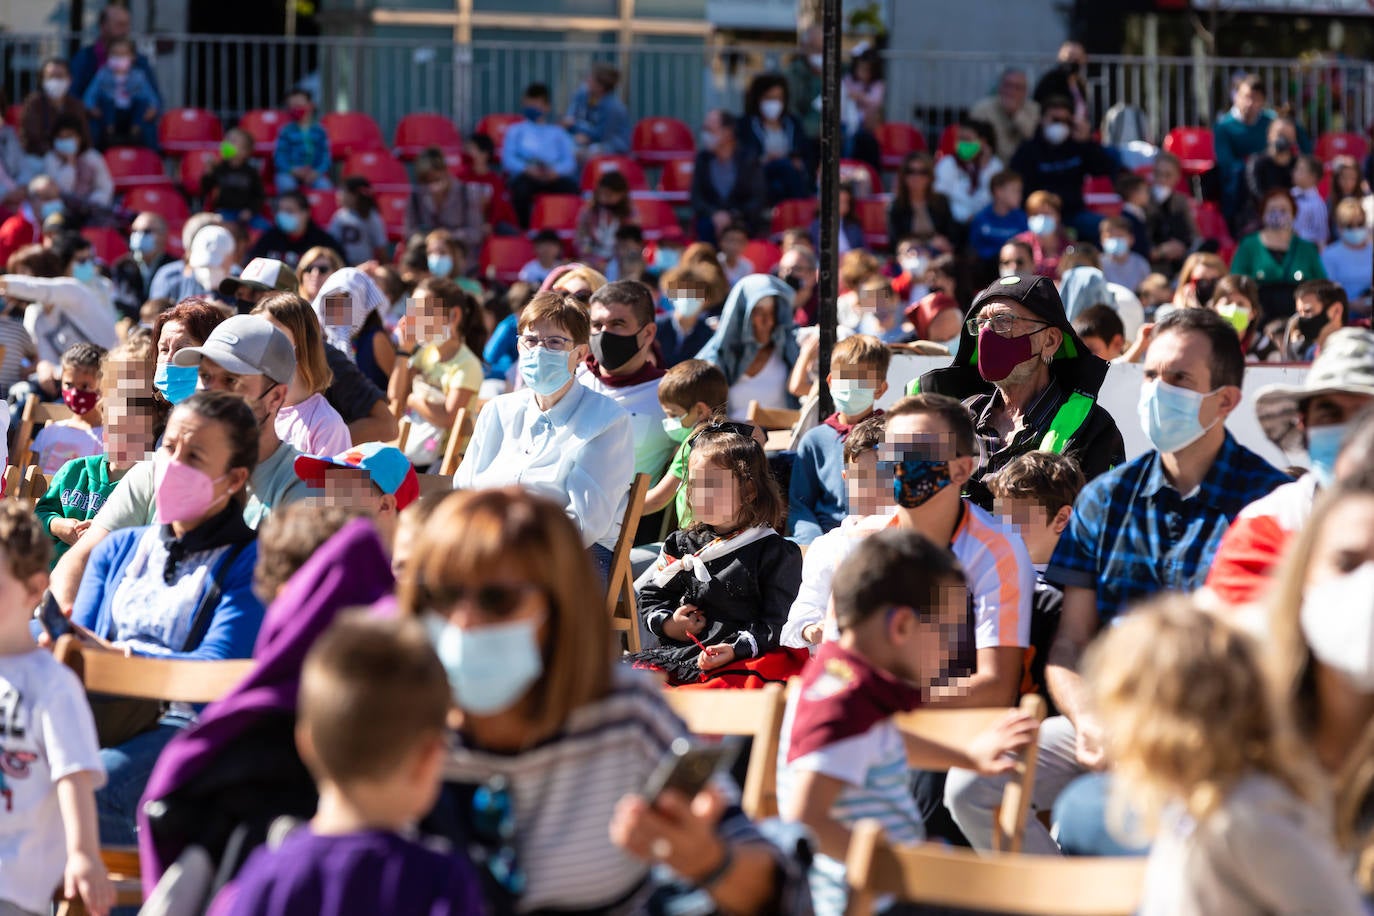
[[1193, 278, 1218, 305], [590, 328, 643, 372], [1297, 312, 1328, 341], [1061, 60, 1082, 75], [780, 273, 804, 292]]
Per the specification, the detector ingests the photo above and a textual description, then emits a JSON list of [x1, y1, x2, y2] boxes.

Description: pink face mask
[[153, 455, 231, 525]]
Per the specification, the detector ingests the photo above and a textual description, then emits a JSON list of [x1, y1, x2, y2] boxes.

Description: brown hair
[[0, 500, 50, 580], [253, 503, 365, 603], [299, 612, 451, 784], [153, 298, 228, 359], [661, 261, 729, 307], [830, 333, 891, 377], [414, 275, 488, 356], [254, 292, 334, 395], [520, 290, 592, 346], [687, 428, 784, 532], [299, 246, 343, 279], [7, 244, 61, 277], [1208, 274, 1259, 311], [843, 413, 886, 465], [886, 393, 976, 457], [658, 359, 728, 415], [397, 488, 612, 741], [1025, 190, 1062, 215], [839, 249, 881, 292], [986, 450, 1085, 515]]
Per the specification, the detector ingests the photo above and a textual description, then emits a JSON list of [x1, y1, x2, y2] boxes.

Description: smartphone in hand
[[35, 590, 71, 641], [641, 737, 740, 805]]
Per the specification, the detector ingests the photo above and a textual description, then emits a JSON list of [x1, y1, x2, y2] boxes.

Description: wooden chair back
[[663, 682, 787, 820], [746, 399, 800, 431], [438, 401, 483, 477], [394, 415, 412, 453], [415, 473, 454, 497], [893, 693, 1046, 853], [605, 472, 650, 652], [21, 465, 48, 501], [2, 464, 18, 499], [14, 394, 74, 472], [53, 635, 256, 704], [843, 821, 1147, 916]]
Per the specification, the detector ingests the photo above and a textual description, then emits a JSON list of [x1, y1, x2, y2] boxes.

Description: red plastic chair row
[[104, 146, 173, 192], [480, 235, 537, 284], [158, 108, 223, 155]]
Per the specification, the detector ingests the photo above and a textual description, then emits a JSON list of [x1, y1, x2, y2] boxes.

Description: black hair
[[744, 72, 789, 120], [341, 175, 376, 218], [467, 132, 495, 158], [832, 528, 965, 630], [532, 228, 561, 246], [589, 279, 656, 327], [615, 224, 644, 244], [278, 190, 309, 212], [1152, 307, 1246, 390], [177, 390, 261, 482], [54, 230, 91, 268], [522, 83, 551, 102], [714, 110, 738, 133]]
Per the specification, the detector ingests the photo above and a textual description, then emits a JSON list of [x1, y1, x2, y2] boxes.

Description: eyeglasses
[[420, 582, 540, 617], [302, 262, 331, 274], [965, 313, 1052, 337], [469, 776, 526, 896], [517, 334, 575, 353]]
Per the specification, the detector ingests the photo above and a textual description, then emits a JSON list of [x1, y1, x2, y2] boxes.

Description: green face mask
[[1215, 303, 1250, 335], [220, 140, 239, 160], [955, 140, 982, 162]]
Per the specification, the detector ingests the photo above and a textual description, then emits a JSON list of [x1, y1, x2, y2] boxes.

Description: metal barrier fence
[[0, 32, 1368, 154]]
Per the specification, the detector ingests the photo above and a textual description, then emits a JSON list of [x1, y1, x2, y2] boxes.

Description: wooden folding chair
[[394, 416, 412, 453], [2, 464, 19, 499], [386, 358, 411, 421], [13, 393, 74, 473], [746, 399, 801, 452], [438, 405, 477, 477], [606, 472, 650, 652], [415, 473, 454, 497], [664, 683, 787, 820], [21, 465, 48, 501], [893, 694, 1046, 853], [52, 636, 256, 914], [843, 821, 1147, 916]]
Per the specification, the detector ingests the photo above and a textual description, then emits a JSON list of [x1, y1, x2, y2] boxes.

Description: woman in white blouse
[[933, 119, 1003, 224], [454, 290, 634, 581]]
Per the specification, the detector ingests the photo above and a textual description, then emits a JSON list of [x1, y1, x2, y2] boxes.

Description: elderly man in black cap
[[912, 273, 1125, 506]]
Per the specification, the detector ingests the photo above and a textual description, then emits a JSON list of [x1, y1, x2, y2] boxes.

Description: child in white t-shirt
[[0, 502, 111, 916], [31, 342, 106, 476]]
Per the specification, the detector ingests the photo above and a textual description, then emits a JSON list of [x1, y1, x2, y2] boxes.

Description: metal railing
[[0, 31, 1367, 155]]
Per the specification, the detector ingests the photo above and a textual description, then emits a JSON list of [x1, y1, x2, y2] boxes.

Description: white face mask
[[43, 78, 70, 99], [1043, 122, 1071, 145], [1301, 562, 1374, 691], [1151, 183, 1172, 204], [899, 255, 927, 277], [760, 99, 785, 121]]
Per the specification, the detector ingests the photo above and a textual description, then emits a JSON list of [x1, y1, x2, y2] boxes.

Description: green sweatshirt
[[34, 454, 124, 567]]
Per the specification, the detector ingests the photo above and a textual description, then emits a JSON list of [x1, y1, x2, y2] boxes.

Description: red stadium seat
[[82, 226, 129, 265], [392, 113, 462, 160], [1316, 131, 1369, 163], [631, 117, 695, 165], [580, 155, 649, 193], [104, 146, 172, 192], [158, 108, 223, 155], [657, 156, 694, 204], [320, 112, 386, 160], [854, 197, 889, 249], [123, 186, 190, 235], [342, 150, 411, 193], [4, 105, 20, 128], [936, 124, 960, 158], [178, 148, 218, 200], [770, 198, 819, 238], [530, 194, 583, 240], [839, 159, 882, 197], [1195, 200, 1236, 265], [475, 113, 523, 153], [375, 191, 409, 242], [1083, 175, 1122, 217], [306, 188, 339, 227], [876, 123, 927, 171], [238, 109, 286, 155], [634, 198, 685, 243], [742, 239, 783, 274], [1162, 127, 1216, 177], [480, 235, 538, 284]]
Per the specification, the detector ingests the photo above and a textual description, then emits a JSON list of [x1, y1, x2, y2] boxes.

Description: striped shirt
[[442, 668, 760, 914], [0, 316, 36, 392]]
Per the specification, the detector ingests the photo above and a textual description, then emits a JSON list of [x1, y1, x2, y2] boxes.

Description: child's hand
[[65, 850, 114, 916], [696, 644, 735, 671], [967, 710, 1039, 776], [801, 622, 825, 646], [1074, 714, 1108, 771], [51, 518, 91, 546], [672, 605, 705, 636]]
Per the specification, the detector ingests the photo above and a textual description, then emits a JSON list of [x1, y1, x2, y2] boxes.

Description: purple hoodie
[[137, 519, 396, 891]]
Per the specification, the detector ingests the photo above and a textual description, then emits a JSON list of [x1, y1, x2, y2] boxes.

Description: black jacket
[[1009, 134, 1117, 218], [689, 147, 767, 235], [887, 193, 960, 248], [110, 250, 176, 320], [246, 222, 345, 270], [737, 113, 814, 174]]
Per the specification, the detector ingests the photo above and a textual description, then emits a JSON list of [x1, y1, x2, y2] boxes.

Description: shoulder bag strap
[[180, 540, 250, 653]]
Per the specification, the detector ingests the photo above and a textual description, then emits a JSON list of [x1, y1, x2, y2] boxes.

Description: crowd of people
[[0, 11, 1373, 916]]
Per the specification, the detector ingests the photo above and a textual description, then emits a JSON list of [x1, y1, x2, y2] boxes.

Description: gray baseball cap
[[172, 314, 297, 386]]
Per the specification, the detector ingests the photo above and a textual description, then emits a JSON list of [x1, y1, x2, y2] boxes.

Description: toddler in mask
[[30, 341, 106, 475], [213, 613, 485, 915], [628, 426, 803, 686], [787, 334, 890, 545]]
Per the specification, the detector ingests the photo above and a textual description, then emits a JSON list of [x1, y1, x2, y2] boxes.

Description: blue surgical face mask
[[655, 248, 681, 271], [1028, 213, 1057, 237], [522, 105, 544, 122], [1341, 227, 1369, 247], [671, 296, 704, 320], [519, 344, 573, 397], [275, 210, 302, 234], [71, 260, 95, 284], [427, 253, 454, 277], [130, 230, 157, 256], [1138, 377, 1220, 454], [1102, 236, 1129, 258], [1306, 422, 1349, 487], [425, 614, 543, 715], [154, 361, 199, 405], [53, 137, 79, 157], [39, 199, 63, 220], [830, 378, 876, 416]]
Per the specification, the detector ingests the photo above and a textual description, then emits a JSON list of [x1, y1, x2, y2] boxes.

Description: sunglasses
[[420, 582, 540, 617], [302, 263, 331, 275], [561, 287, 592, 304]]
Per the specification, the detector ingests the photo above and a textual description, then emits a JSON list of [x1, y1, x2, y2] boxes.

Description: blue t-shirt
[[967, 206, 1030, 260]]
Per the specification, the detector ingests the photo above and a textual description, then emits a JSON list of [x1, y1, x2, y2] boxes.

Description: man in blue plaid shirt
[[946, 307, 1290, 855]]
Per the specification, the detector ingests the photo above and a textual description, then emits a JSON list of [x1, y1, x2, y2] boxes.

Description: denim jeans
[[1051, 772, 1150, 857], [274, 172, 334, 194], [96, 722, 183, 846], [90, 98, 158, 150]]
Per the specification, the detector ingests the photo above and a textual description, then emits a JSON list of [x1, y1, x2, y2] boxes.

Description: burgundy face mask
[[977, 323, 1036, 383]]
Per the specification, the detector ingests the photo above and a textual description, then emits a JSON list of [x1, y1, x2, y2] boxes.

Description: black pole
[[69, 0, 87, 60], [815, 0, 841, 419]]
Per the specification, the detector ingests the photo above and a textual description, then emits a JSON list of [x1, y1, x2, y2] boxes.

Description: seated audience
[[1071, 303, 1126, 361], [201, 127, 267, 229], [502, 82, 578, 228], [0, 175, 63, 266], [888, 152, 956, 254], [967, 169, 1028, 280], [518, 228, 562, 287], [575, 171, 636, 271], [42, 115, 113, 209], [328, 176, 389, 266], [293, 442, 418, 555], [248, 191, 345, 269], [969, 67, 1040, 163], [1098, 215, 1150, 294], [1214, 73, 1274, 225], [1166, 251, 1227, 315], [778, 528, 1038, 916], [403, 147, 486, 250], [31, 341, 106, 474], [1010, 95, 1117, 240], [110, 212, 174, 321], [296, 245, 342, 304], [148, 214, 225, 302], [563, 62, 631, 159], [455, 292, 634, 579], [809, 183, 865, 255], [1208, 273, 1279, 362], [628, 425, 803, 685], [696, 273, 799, 420], [395, 276, 484, 468], [253, 292, 351, 458], [1144, 151, 1196, 276], [312, 266, 396, 392], [1322, 198, 1373, 302], [738, 73, 814, 206], [424, 229, 483, 299], [1291, 154, 1328, 247], [717, 223, 755, 287], [643, 358, 731, 524], [1233, 188, 1327, 321], [934, 118, 1002, 224], [1242, 117, 1299, 224], [779, 244, 820, 327], [80, 36, 160, 150], [19, 57, 89, 162], [691, 109, 765, 245], [273, 89, 332, 193], [401, 488, 783, 912], [1285, 279, 1347, 362], [72, 390, 268, 845], [1013, 190, 1070, 277]]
